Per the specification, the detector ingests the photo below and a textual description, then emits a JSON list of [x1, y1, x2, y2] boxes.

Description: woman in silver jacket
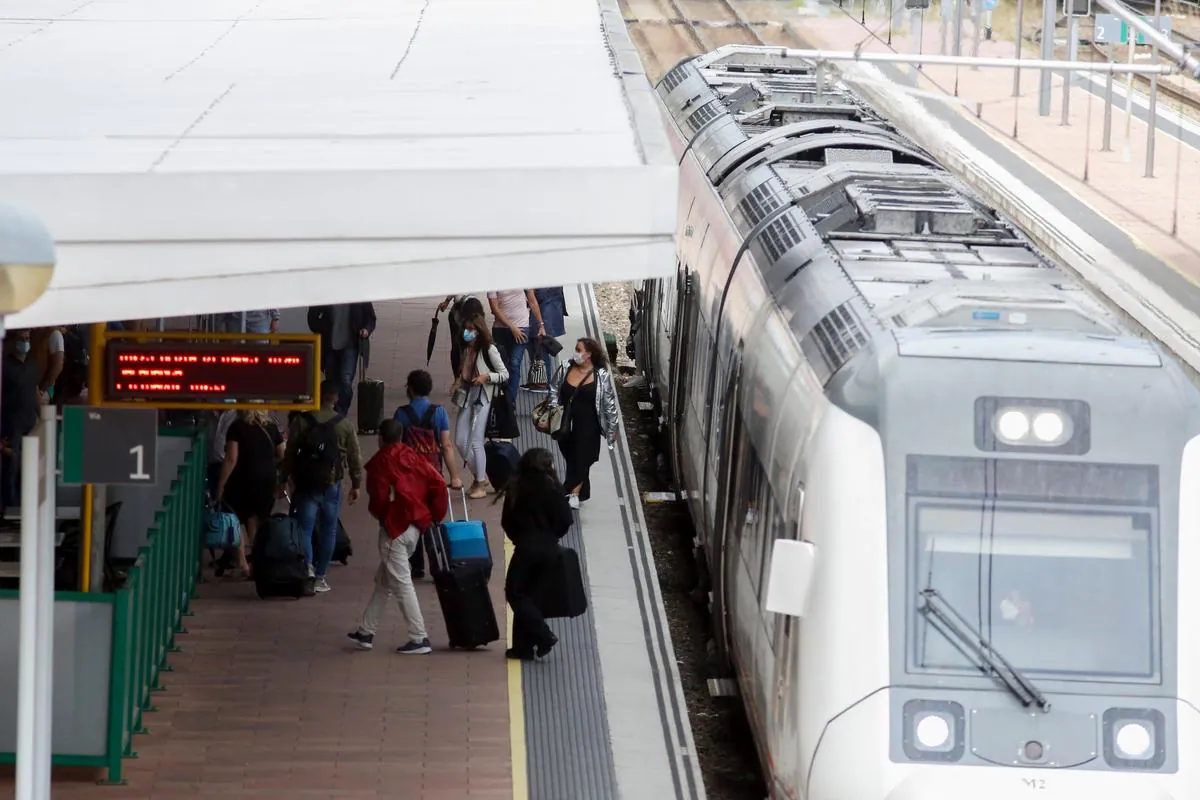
[[548, 337, 619, 510]]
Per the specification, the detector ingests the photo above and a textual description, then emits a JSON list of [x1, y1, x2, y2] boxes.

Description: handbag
[[486, 386, 521, 440], [540, 335, 563, 357], [204, 502, 242, 550], [531, 398, 564, 435]]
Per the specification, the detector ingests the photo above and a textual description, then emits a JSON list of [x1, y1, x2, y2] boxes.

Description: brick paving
[[12, 299, 513, 798], [787, 7, 1200, 279]]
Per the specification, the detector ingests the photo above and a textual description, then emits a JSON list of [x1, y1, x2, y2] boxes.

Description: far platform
[[0, 290, 705, 800], [782, 5, 1200, 324], [0, 0, 676, 329]]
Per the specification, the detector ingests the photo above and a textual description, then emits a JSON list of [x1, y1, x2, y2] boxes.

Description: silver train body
[[629, 47, 1200, 799]]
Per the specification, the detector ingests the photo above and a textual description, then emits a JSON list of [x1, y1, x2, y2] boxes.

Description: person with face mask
[[547, 337, 619, 510], [1, 330, 43, 511], [451, 315, 509, 499]]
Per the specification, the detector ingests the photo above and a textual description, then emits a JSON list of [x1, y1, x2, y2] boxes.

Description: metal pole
[[1014, 0, 1025, 96], [1062, 15, 1079, 124], [16, 435, 40, 800], [34, 406, 55, 799], [1145, 0, 1160, 178], [1103, 42, 1115, 150], [954, 0, 965, 56], [704, 48, 1175, 72], [971, 0, 983, 64], [912, 9, 923, 79], [1039, 0, 1055, 115]]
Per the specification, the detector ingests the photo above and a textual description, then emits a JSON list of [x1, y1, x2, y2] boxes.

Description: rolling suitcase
[[483, 440, 520, 492], [426, 521, 500, 649], [536, 546, 588, 619], [356, 357, 386, 435], [332, 518, 353, 565], [253, 512, 313, 599], [425, 488, 493, 579]]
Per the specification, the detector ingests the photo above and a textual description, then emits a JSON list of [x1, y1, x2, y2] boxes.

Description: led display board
[[103, 339, 318, 408]]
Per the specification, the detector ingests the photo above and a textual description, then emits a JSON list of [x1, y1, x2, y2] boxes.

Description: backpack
[[397, 404, 442, 472], [292, 412, 343, 491]]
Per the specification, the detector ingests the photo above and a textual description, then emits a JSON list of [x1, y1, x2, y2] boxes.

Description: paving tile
[[0, 299, 513, 798]]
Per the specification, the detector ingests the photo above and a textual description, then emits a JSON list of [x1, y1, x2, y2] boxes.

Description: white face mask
[[571, 351, 586, 365]]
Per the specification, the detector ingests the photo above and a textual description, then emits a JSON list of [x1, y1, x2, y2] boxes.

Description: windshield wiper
[[918, 587, 1052, 712]]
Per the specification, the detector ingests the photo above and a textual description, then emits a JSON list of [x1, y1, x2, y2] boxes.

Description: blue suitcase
[[426, 488, 493, 580]]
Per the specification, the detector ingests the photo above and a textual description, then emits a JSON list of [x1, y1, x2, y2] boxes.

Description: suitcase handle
[[446, 486, 469, 522]]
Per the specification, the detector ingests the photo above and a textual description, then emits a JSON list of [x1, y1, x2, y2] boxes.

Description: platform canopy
[[0, 0, 676, 328]]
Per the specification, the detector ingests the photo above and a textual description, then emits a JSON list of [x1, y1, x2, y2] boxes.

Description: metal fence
[[0, 429, 205, 784]]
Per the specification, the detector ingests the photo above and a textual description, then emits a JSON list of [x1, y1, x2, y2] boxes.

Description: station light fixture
[[0, 202, 56, 316]]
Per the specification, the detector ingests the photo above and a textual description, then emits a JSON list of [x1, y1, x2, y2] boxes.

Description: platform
[[0, 0, 676, 329], [765, 6, 1200, 363], [0, 289, 704, 799]]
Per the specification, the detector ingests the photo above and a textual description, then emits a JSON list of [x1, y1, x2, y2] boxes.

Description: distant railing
[[105, 430, 205, 782], [0, 429, 205, 784]]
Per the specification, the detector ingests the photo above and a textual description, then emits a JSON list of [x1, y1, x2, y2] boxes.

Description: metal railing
[[104, 430, 205, 783], [0, 429, 206, 784]]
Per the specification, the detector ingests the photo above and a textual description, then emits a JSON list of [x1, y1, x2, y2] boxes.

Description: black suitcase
[[484, 440, 520, 491], [537, 546, 588, 619], [356, 358, 386, 435], [426, 521, 499, 649], [332, 519, 353, 565], [253, 513, 313, 599]]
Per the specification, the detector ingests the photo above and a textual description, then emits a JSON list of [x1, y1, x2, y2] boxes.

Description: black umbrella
[[425, 310, 440, 365]]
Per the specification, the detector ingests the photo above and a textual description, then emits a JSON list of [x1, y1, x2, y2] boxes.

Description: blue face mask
[[462, 330, 477, 343], [14, 342, 30, 358]]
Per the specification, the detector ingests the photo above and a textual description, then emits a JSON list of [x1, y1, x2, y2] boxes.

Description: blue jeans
[[491, 327, 526, 399], [322, 343, 358, 415], [293, 483, 342, 578]]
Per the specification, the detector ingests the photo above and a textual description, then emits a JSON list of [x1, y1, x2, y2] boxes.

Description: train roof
[[655, 50, 1133, 357]]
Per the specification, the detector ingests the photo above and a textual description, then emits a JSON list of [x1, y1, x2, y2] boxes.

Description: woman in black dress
[[216, 409, 285, 576], [499, 448, 573, 660], [548, 337, 619, 510]]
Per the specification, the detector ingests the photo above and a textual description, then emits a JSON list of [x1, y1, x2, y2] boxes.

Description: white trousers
[[454, 401, 491, 481], [359, 526, 427, 643]]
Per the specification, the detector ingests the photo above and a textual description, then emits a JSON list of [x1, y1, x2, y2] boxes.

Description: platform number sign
[[1064, 0, 1090, 17], [61, 407, 158, 486], [1094, 13, 1173, 44]]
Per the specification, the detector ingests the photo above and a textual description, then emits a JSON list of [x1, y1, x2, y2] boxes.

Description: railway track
[[1085, 28, 1200, 116], [620, 0, 802, 82]]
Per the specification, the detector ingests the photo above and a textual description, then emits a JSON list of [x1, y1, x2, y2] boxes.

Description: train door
[[768, 486, 805, 777], [668, 264, 700, 490], [707, 348, 744, 666]]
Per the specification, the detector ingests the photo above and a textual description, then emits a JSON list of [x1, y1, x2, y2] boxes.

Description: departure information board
[[103, 340, 318, 407]]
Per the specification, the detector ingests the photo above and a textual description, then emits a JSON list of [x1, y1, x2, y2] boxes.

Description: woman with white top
[[452, 314, 509, 499]]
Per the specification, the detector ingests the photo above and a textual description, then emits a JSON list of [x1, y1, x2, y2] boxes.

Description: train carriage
[[631, 46, 1200, 799]]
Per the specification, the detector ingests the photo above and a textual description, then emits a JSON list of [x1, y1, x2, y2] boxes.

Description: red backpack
[[396, 404, 442, 472]]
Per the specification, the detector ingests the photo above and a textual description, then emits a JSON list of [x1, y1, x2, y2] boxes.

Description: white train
[[628, 46, 1200, 800]]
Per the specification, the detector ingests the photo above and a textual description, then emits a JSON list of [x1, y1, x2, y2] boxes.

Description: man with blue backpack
[[393, 369, 461, 579]]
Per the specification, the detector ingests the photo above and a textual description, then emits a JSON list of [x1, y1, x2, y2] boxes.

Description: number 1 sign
[[62, 407, 158, 486]]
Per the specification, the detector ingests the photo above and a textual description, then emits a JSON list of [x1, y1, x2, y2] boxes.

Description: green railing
[[104, 429, 206, 783], [0, 429, 206, 784]]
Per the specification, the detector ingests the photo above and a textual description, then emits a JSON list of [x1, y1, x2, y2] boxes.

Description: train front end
[[806, 326, 1200, 800]]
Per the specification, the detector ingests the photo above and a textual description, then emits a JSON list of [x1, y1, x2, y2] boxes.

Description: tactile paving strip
[[513, 387, 619, 800]]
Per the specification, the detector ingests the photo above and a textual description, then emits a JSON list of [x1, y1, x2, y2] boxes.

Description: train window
[[909, 503, 1159, 681], [739, 460, 768, 597], [763, 503, 789, 651]]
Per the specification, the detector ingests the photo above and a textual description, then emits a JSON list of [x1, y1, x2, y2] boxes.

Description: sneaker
[[567, 494, 580, 510], [313, 577, 331, 593], [347, 631, 374, 650], [307, 564, 316, 579], [397, 638, 433, 655]]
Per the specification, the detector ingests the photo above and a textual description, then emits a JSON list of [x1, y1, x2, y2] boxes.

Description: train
[[626, 45, 1200, 800]]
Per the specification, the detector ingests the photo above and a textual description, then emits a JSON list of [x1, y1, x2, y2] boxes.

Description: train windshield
[[910, 504, 1158, 681]]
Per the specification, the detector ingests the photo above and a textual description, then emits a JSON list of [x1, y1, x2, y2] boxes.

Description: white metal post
[[1145, 0, 1161, 177], [1013, 0, 1025, 96], [35, 406, 56, 798], [1038, 0, 1055, 115], [1103, 41, 1115, 150], [1062, 15, 1080, 124], [954, 0, 965, 55], [15, 435, 41, 800], [1124, 27, 1136, 161]]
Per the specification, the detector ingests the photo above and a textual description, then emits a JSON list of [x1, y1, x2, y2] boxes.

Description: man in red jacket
[[348, 419, 449, 654]]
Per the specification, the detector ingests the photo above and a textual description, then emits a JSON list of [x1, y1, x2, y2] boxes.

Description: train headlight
[[902, 699, 965, 762], [976, 397, 1089, 454], [995, 409, 1030, 442], [1103, 708, 1166, 770]]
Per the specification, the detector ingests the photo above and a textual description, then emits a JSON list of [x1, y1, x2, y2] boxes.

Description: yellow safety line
[[505, 537, 529, 800]]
